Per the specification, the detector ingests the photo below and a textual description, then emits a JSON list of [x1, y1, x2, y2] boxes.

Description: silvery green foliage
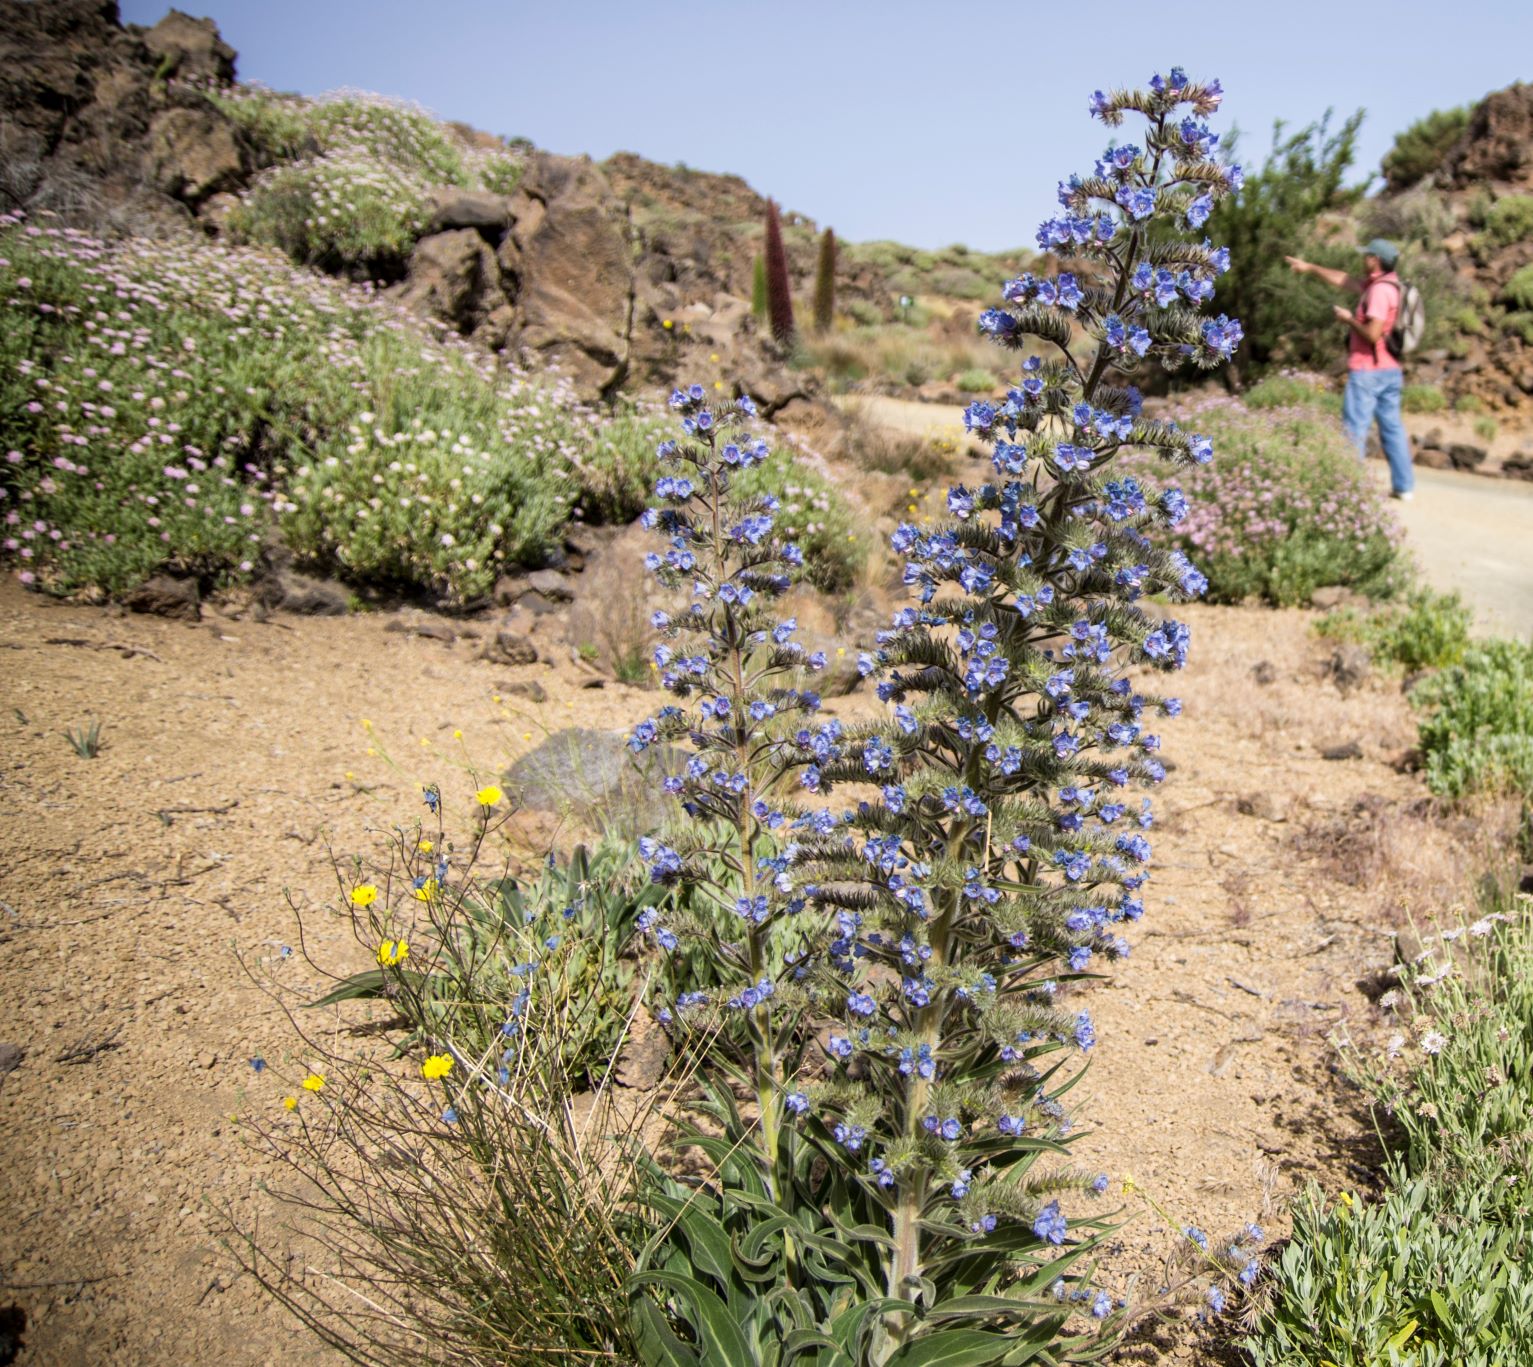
[[629, 67, 1245, 1363]]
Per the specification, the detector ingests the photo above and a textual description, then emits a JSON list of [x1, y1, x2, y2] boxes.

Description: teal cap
[[1362, 238, 1399, 268]]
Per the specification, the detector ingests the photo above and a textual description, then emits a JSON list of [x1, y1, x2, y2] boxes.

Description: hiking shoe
[[1390, 490, 1414, 501]]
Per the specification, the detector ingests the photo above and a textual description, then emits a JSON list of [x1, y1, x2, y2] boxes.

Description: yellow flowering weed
[[301, 1073, 325, 1092], [349, 884, 379, 908], [422, 1054, 454, 1080], [475, 783, 503, 807], [376, 939, 409, 967]]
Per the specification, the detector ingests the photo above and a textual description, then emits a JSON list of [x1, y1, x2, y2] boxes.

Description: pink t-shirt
[[1348, 271, 1401, 371]]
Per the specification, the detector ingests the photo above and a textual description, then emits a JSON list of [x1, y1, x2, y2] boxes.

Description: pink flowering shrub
[[1121, 396, 1402, 605]]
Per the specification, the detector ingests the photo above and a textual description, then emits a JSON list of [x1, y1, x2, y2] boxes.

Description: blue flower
[[978, 308, 1018, 337], [1033, 1200, 1068, 1245]]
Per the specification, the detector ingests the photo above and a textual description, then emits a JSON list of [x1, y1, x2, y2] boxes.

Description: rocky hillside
[[0, 1, 1028, 415], [1366, 83, 1533, 411]]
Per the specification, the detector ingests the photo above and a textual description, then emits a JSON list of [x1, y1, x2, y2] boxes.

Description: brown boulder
[[124, 574, 200, 621], [1444, 82, 1533, 188], [482, 630, 539, 666], [503, 155, 634, 396], [145, 106, 243, 204], [396, 229, 508, 337], [426, 188, 512, 236], [138, 9, 236, 85]]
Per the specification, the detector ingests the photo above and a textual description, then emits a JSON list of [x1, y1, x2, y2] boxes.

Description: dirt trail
[[843, 394, 1533, 639], [0, 570, 1479, 1364]]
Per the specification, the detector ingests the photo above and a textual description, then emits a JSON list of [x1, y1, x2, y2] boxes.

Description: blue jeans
[[1342, 368, 1414, 494]]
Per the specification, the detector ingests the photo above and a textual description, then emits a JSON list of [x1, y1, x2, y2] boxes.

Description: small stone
[[499, 680, 548, 703], [1321, 740, 1363, 761], [198, 1052, 216, 1070], [276, 573, 350, 616], [526, 569, 574, 603], [0, 1043, 25, 1085], [1325, 644, 1371, 695], [124, 574, 201, 621], [384, 620, 455, 644], [1236, 792, 1287, 823], [482, 630, 538, 666], [1250, 660, 1277, 686]]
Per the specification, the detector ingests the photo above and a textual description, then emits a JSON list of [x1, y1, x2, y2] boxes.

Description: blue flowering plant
[[627, 69, 1242, 1365]]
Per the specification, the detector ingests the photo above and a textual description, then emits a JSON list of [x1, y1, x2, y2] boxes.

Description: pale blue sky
[[121, 0, 1530, 251]]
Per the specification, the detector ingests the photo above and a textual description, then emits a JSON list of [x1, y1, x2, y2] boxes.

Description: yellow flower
[[522, 731, 532, 741], [349, 884, 379, 908], [836, 647, 846, 657], [453, 728, 463, 741], [476, 783, 503, 807], [710, 352, 720, 363], [377, 939, 409, 967], [1338, 1190, 1355, 1209], [662, 319, 673, 330], [413, 877, 439, 902], [344, 770, 355, 780], [907, 504, 917, 513], [301, 1073, 325, 1092], [713, 381, 723, 390], [418, 839, 433, 853], [1120, 1174, 1136, 1195], [908, 488, 919, 497], [422, 1053, 454, 1080], [361, 718, 373, 731], [283, 1096, 297, 1111]]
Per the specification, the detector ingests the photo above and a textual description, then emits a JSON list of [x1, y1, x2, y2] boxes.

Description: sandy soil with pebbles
[[0, 574, 1496, 1365]]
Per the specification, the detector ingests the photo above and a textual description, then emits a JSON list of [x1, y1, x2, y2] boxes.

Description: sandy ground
[[844, 394, 1533, 640], [0, 564, 1493, 1363]]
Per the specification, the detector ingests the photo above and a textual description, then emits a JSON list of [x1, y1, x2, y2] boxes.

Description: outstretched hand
[[1284, 255, 1309, 274], [1332, 303, 1353, 324]]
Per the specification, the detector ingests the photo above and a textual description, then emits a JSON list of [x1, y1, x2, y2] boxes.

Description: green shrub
[[568, 403, 673, 524], [306, 93, 467, 185], [955, 366, 997, 392], [475, 151, 524, 195], [1449, 305, 1488, 336], [205, 85, 314, 167], [1204, 109, 1365, 373], [1474, 415, 1498, 443], [1476, 194, 1533, 251], [1401, 383, 1448, 413], [1453, 392, 1487, 413], [1243, 373, 1327, 409], [1414, 638, 1533, 799], [228, 149, 430, 270], [1381, 105, 1471, 189], [0, 222, 609, 603], [1249, 1172, 1533, 1367], [1317, 587, 1472, 671], [1500, 263, 1533, 311], [278, 337, 575, 600], [1505, 311, 1533, 346], [1119, 398, 1403, 605], [1249, 890, 1533, 1367]]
